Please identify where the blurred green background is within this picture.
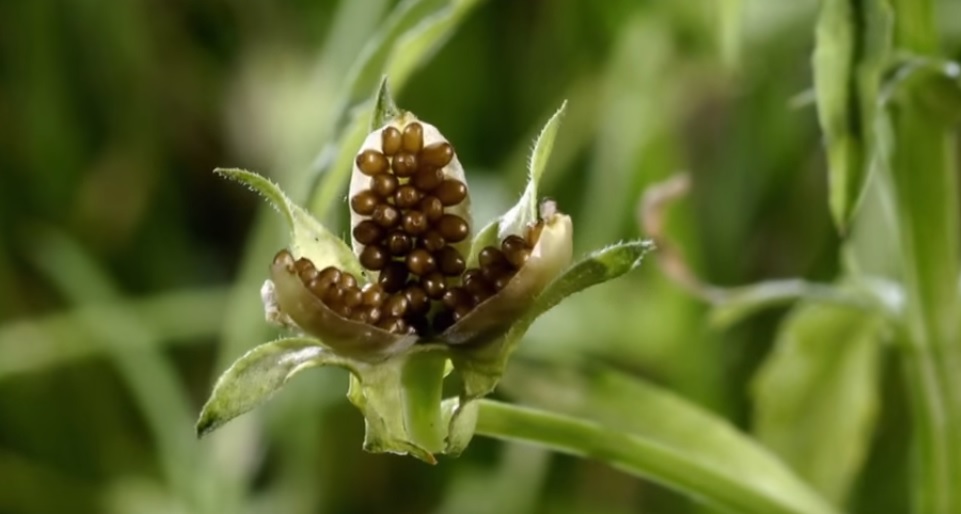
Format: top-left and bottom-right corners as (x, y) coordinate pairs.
(1, 1), (960, 513)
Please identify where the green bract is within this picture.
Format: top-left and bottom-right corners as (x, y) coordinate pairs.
(196, 80), (652, 462)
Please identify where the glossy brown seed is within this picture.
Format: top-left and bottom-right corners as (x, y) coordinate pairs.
(353, 220), (383, 245)
(479, 246), (509, 269)
(402, 122), (424, 153)
(383, 294), (410, 318)
(357, 149), (389, 176)
(273, 249), (295, 268)
(371, 173), (398, 198)
(452, 303), (472, 322)
(298, 266), (319, 283)
(437, 214), (469, 242)
(307, 278), (330, 297)
(349, 309), (369, 323)
(333, 303), (353, 319)
(437, 246), (466, 276)
(367, 306), (383, 324)
(385, 231), (411, 255)
(421, 229), (446, 252)
(381, 126), (402, 156)
(442, 287), (472, 310)
(395, 185), (421, 208)
(401, 210), (429, 235)
(413, 166), (444, 191)
(525, 221), (543, 246)
(421, 271), (447, 299)
(404, 286), (430, 315)
(378, 261), (409, 293)
(481, 264), (505, 284)
(350, 190), (379, 215)
(360, 245), (388, 270)
(294, 257), (315, 274)
(472, 289), (494, 305)
(342, 286), (363, 308)
(371, 204), (400, 228)
(322, 285), (344, 306)
(433, 310), (455, 332)
(419, 141), (454, 167)
(362, 283), (386, 307)
(419, 196), (444, 223)
(406, 248), (436, 276)
(464, 272), (494, 300)
(318, 267), (342, 287)
(492, 271), (515, 292)
(338, 273), (357, 290)
(392, 152), (418, 177)
(378, 316), (409, 335)
(502, 235), (531, 268)
(435, 179), (467, 206)
(408, 315), (431, 336)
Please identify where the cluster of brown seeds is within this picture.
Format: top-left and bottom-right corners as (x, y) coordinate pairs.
(276, 121), (544, 336)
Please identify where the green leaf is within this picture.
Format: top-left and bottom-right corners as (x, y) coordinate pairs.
(476, 396), (838, 514)
(708, 279), (874, 328)
(452, 240), (654, 399)
(443, 398), (480, 456)
(370, 76), (400, 130)
(215, 168), (362, 277)
(197, 337), (353, 437)
(496, 101), (567, 241)
(753, 303), (884, 504)
(813, 0), (892, 230)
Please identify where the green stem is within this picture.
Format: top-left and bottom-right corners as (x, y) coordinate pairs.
(474, 400), (836, 514)
(401, 349), (447, 453)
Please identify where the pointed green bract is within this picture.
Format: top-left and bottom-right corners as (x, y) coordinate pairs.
(753, 303), (883, 504)
(196, 337), (354, 437)
(215, 168), (363, 277)
(370, 76), (400, 130)
(452, 240), (653, 399)
(497, 101), (567, 240)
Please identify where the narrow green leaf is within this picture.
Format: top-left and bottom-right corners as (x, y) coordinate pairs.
(443, 397), (479, 456)
(708, 279), (874, 328)
(370, 76), (400, 130)
(452, 240), (654, 398)
(476, 398), (838, 514)
(497, 101), (567, 240)
(215, 168), (362, 277)
(753, 303), (884, 504)
(197, 338), (353, 437)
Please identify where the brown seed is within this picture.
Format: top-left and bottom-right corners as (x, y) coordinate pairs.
(404, 286), (430, 316)
(360, 245), (388, 270)
(318, 267), (342, 287)
(402, 210), (429, 235)
(379, 261), (408, 293)
(408, 315), (431, 336)
(413, 166), (444, 191)
(502, 235), (531, 268)
(385, 231), (411, 255)
(371, 204), (400, 228)
(338, 273), (357, 290)
(381, 126), (402, 156)
(402, 122), (424, 153)
(421, 271), (447, 299)
(371, 173), (398, 198)
(525, 221), (543, 246)
(395, 185), (421, 208)
(492, 271), (515, 292)
(435, 179), (467, 206)
(333, 302), (353, 319)
(350, 190), (379, 215)
(378, 316), (409, 335)
(298, 266), (319, 283)
(273, 249), (294, 268)
(422, 230), (446, 252)
(406, 248), (436, 276)
(357, 149), (388, 176)
(433, 310), (455, 332)
(349, 309), (369, 323)
(437, 214), (469, 242)
(452, 304), (472, 321)
(307, 278), (330, 297)
(472, 289), (494, 305)
(420, 141), (454, 168)
(383, 294), (410, 318)
(479, 246), (509, 269)
(392, 152), (418, 177)
(294, 257), (315, 275)
(343, 286), (363, 308)
(437, 246), (466, 276)
(322, 285), (344, 307)
(442, 287), (473, 310)
(353, 220), (383, 245)
(419, 196), (444, 223)
(464, 270), (494, 302)
(367, 306), (383, 324)
(362, 283), (386, 307)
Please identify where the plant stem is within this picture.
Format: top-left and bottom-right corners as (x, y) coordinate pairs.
(474, 400), (837, 514)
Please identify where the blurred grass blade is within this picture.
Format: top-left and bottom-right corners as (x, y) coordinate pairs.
(753, 303), (884, 504)
(813, 0), (891, 230)
(215, 168), (362, 276)
(708, 279), (874, 328)
(198, 338), (354, 437)
(476, 398), (838, 514)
